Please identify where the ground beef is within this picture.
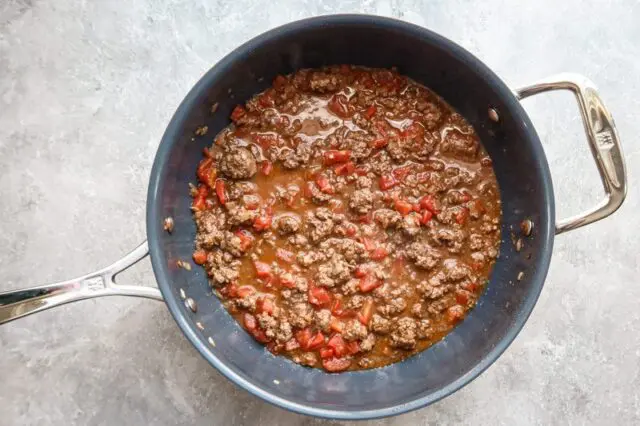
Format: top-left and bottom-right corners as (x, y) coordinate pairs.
(204, 250), (240, 286)
(293, 352), (317, 367)
(371, 314), (391, 335)
(305, 208), (336, 242)
(275, 213), (302, 235)
(417, 319), (433, 339)
(400, 213), (421, 238)
(296, 250), (325, 267)
(405, 241), (441, 270)
(314, 309), (331, 332)
(349, 188), (374, 214)
(390, 317), (417, 349)
(219, 146), (257, 179)
(440, 129), (478, 161)
(318, 238), (367, 263)
(343, 319), (368, 342)
(374, 208), (402, 229)
(225, 202), (258, 227)
(287, 302), (314, 329)
(316, 255), (352, 288)
(346, 295), (365, 310)
(195, 208), (227, 249)
(275, 320), (293, 343)
(309, 71), (342, 93)
(360, 334), (376, 352)
(431, 228), (466, 254)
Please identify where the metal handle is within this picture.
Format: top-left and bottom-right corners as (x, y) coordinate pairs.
(0, 241), (163, 324)
(515, 73), (627, 234)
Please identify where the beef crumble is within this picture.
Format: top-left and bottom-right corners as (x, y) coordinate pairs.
(190, 66), (501, 372)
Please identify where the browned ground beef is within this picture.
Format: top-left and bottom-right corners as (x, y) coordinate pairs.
(190, 66), (501, 372)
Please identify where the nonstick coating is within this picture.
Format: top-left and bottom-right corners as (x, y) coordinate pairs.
(146, 15), (555, 420)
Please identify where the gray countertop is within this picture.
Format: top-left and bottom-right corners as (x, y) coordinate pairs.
(1, 0), (638, 425)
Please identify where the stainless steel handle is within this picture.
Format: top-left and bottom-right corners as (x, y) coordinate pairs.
(515, 73), (627, 234)
(0, 241), (163, 324)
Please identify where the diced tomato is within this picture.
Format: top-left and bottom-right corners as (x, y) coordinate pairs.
(328, 94), (351, 118)
(392, 166), (412, 182)
(279, 273), (296, 288)
(372, 138), (388, 149)
(354, 265), (368, 278)
(346, 341), (360, 355)
(235, 230), (254, 251)
(273, 74), (287, 90)
(358, 299), (375, 325)
(358, 212), (373, 224)
(359, 274), (382, 293)
(354, 166), (368, 176)
(331, 299), (345, 317)
(254, 133), (277, 149)
(455, 290), (471, 305)
(320, 347), (335, 359)
(420, 210), (434, 225)
(392, 256), (405, 275)
(400, 122), (425, 140)
(455, 208), (469, 225)
(339, 64), (351, 74)
(197, 157), (216, 187)
(394, 198), (414, 216)
(447, 305), (465, 324)
(295, 328), (312, 348)
(471, 261), (484, 271)
(364, 105), (377, 119)
(275, 248), (295, 263)
(330, 317), (344, 333)
(230, 105), (246, 122)
(243, 313), (257, 331)
(309, 286), (332, 306)
(256, 296), (275, 314)
(323, 150), (351, 165)
(285, 338), (300, 352)
(257, 90), (275, 108)
(461, 192), (472, 202)
(192, 185), (208, 211)
(334, 161), (355, 176)
(419, 195), (439, 213)
(315, 174), (335, 194)
(462, 281), (479, 292)
(362, 237), (376, 251)
(253, 208), (272, 231)
(215, 179), (226, 205)
(307, 331), (325, 350)
(254, 261), (272, 279)
(322, 357), (351, 372)
(327, 334), (347, 357)
(379, 174), (398, 190)
(261, 160), (273, 176)
(370, 246), (389, 260)
(220, 283), (238, 298)
(237, 285), (256, 298)
(192, 250), (207, 265)
(345, 223), (357, 237)
(252, 328), (271, 343)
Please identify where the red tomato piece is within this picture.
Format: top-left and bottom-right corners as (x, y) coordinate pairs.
(236, 285), (256, 298)
(197, 157), (216, 186)
(362, 237), (376, 251)
(234, 230), (254, 251)
(253, 261), (272, 279)
(254, 133), (277, 149)
(322, 357), (351, 372)
(215, 179), (226, 205)
(354, 166), (368, 176)
(455, 290), (471, 305)
(192, 196), (206, 211)
(420, 210), (434, 225)
(346, 341), (360, 355)
(273, 75), (287, 90)
(327, 334), (348, 357)
(392, 166), (412, 182)
(295, 328), (311, 348)
(192, 250), (207, 265)
(354, 265), (368, 278)
(309, 286), (332, 306)
(379, 174), (398, 190)
(243, 313), (257, 331)
(261, 160), (273, 176)
(364, 105), (377, 119)
(370, 246), (389, 260)
(419, 195), (439, 213)
(256, 296), (275, 315)
(372, 138), (388, 149)
(220, 283), (238, 299)
(345, 223), (357, 237)
(252, 329), (271, 343)
(330, 317), (344, 333)
(323, 150), (351, 165)
(328, 94), (351, 118)
(257, 91), (274, 108)
(230, 105), (246, 122)
(455, 208), (469, 225)
(334, 161), (355, 176)
(253, 209), (272, 231)
(394, 198), (414, 216)
(359, 274), (382, 293)
(401, 122), (425, 140)
(358, 212), (373, 224)
(320, 347), (335, 359)
(462, 281), (480, 292)
(358, 299), (375, 325)
(307, 331), (326, 350)
(331, 299), (345, 317)
(315, 174), (335, 194)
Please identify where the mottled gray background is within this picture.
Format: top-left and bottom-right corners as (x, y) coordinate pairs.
(1, 0), (638, 425)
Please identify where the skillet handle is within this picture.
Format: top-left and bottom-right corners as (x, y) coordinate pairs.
(0, 241), (163, 325)
(514, 73), (627, 234)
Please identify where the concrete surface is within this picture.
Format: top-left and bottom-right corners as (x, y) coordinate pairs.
(1, 0), (639, 424)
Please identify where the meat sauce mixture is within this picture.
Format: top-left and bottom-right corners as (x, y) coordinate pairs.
(190, 66), (501, 372)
